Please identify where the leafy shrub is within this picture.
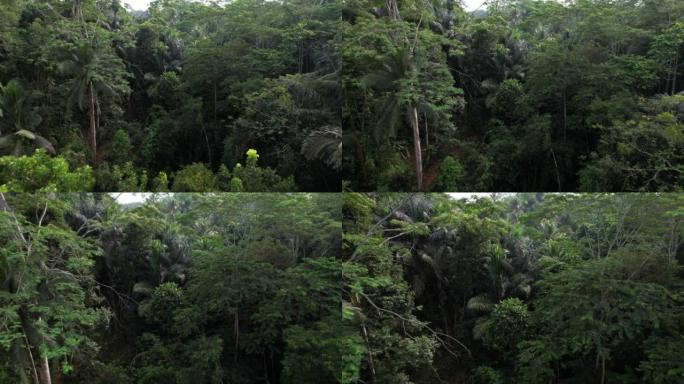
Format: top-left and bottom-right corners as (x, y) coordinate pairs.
(370, 143), (414, 191)
(434, 155), (464, 191)
(95, 161), (148, 191)
(139, 283), (183, 327)
(171, 163), (218, 192)
(230, 149), (296, 191)
(482, 298), (531, 358)
(579, 94), (684, 192)
(473, 366), (505, 384)
(494, 78), (528, 120)
(108, 129), (133, 166)
(152, 171), (170, 191)
(0, 149), (94, 191)
(282, 316), (364, 384)
(640, 337), (684, 384)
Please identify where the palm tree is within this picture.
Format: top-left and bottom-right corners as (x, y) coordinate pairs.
(468, 240), (536, 339)
(404, 241), (456, 331)
(59, 39), (129, 165)
(0, 80), (55, 156)
(362, 49), (425, 190)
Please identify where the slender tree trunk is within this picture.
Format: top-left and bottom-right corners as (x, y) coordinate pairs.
(23, 334), (40, 384)
(550, 147), (562, 191)
(441, 307), (449, 335)
(298, 42), (304, 73)
(361, 322), (376, 384)
(409, 106), (423, 191)
(19, 311), (43, 384)
(88, 82), (97, 165)
(672, 53), (678, 95)
(667, 218), (680, 263)
(234, 310), (239, 363)
(234, 238), (239, 364)
(562, 90), (567, 143)
(424, 113), (429, 162)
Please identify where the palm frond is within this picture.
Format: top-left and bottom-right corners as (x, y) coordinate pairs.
(132, 281), (153, 295)
(472, 317), (491, 340)
(301, 125), (342, 169)
(467, 293), (495, 313)
(374, 95), (401, 141)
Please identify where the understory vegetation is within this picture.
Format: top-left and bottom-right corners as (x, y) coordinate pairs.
(0, 193), (347, 383)
(343, 193), (684, 383)
(342, 0), (684, 191)
(0, 0), (341, 192)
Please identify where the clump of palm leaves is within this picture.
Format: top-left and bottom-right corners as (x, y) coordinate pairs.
(0, 80), (55, 156)
(469, 240), (537, 340)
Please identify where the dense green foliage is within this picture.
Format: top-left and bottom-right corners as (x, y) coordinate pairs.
(0, 0), (341, 191)
(343, 192), (684, 382)
(0, 149), (94, 191)
(0, 193), (346, 383)
(343, 0), (684, 191)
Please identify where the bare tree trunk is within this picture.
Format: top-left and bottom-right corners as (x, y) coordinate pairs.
(38, 353), (52, 384)
(200, 120), (212, 165)
(72, 0), (81, 21)
(409, 106), (423, 191)
(424, 113), (429, 162)
(386, 0), (400, 20)
(88, 82), (97, 165)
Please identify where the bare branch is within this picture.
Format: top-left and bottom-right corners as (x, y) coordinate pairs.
(358, 291), (472, 357)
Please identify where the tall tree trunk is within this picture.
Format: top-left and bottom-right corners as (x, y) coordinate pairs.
(23, 334), (40, 384)
(550, 147), (562, 191)
(38, 353), (52, 384)
(672, 53), (678, 95)
(361, 322), (376, 384)
(88, 82), (97, 165)
(386, 0), (400, 20)
(19, 311), (42, 384)
(424, 113), (429, 162)
(234, 244), (239, 363)
(213, 83), (217, 127)
(562, 90), (567, 143)
(200, 120), (212, 165)
(409, 106), (423, 191)
(298, 42), (304, 73)
(234, 310), (239, 363)
(72, 0), (81, 21)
